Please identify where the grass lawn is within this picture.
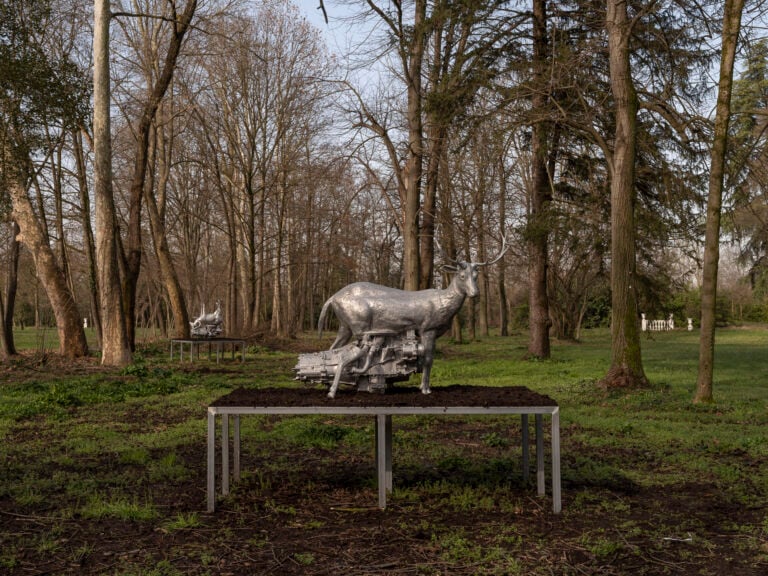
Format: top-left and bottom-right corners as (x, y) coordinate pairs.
(1, 327), (767, 575)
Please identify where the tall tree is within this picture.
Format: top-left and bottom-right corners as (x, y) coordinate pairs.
(1, 0), (89, 358)
(526, 0), (552, 358)
(115, 0), (197, 348)
(695, 0), (746, 403)
(94, 0), (132, 365)
(601, 0), (648, 388)
(73, 129), (102, 347)
(144, 106), (190, 340)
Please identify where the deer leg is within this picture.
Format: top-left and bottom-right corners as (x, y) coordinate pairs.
(328, 345), (366, 399)
(330, 325), (353, 350)
(328, 363), (345, 399)
(420, 332), (437, 394)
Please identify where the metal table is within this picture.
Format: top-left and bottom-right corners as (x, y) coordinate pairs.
(170, 338), (246, 363)
(206, 390), (561, 514)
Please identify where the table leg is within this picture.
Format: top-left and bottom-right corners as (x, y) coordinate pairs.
(536, 414), (545, 496)
(376, 414), (392, 508)
(234, 415), (241, 482)
(521, 414), (529, 482)
(384, 415), (392, 491)
(207, 410), (216, 512)
(551, 408), (561, 513)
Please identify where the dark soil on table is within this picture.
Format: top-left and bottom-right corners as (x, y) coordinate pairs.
(212, 384), (558, 408)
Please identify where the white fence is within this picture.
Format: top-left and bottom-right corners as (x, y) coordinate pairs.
(641, 314), (694, 332)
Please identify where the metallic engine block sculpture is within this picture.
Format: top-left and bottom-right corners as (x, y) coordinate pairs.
(299, 238), (508, 398)
(190, 299), (223, 338)
(294, 329), (423, 393)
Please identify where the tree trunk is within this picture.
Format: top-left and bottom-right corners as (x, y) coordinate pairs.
(145, 119), (190, 339)
(600, 0), (648, 388)
(695, 0), (745, 403)
(94, 0), (131, 366)
(497, 155), (509, 337)
(10, 178), (88, 358)
(0, 220), (21, 358)
(73, 129), (102, 348)
(121, 0), (197, 349)
(527, 0), (552, 358)
(420, 125), (444, 289)
(53, 144), (73, 296)
(402, 0), (427, 291)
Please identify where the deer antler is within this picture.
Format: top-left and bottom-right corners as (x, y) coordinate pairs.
(434, 236), (459, 266)
(477, 234), (509, 267)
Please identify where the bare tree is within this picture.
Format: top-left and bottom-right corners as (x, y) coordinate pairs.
(113, 0), (197, 347)
(695, 0), (746, 403)
(94, 0), (131, 365)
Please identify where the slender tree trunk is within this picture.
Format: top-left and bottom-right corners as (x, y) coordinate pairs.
(601, 0), (648, 388)
(121, 0), (197, 349)
(145, 119), (190, 339)
(527, 0), (552, 358)
(0, 220), (21, 358)
(10, 178), (88, 358)
(257, 185), (267, 327)
(53, 144), (72, 295)
(402, 0), (427, 291)
(695, 0), (745, 403)
(421, 126), (445, 289)
(73, 130), (102, 347)
(497, 155), (509, 336)
(0, 292), (8, 359)
(94, 0), (131, 366)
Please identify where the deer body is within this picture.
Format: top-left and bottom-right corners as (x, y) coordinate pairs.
(318, 262), (480, 396)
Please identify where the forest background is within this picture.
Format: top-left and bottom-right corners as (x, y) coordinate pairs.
(1, 0), (767, 391)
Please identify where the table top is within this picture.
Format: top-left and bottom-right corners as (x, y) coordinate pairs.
(171, 338), (246, 343)
(209, 385), (558, 414)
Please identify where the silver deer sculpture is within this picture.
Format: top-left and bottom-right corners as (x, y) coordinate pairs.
(318, 238), (508, 397)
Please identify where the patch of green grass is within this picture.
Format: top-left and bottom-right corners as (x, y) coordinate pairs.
(292, 551), (315, 565)
(269, 417), (355, 449)
(162, 512), (202, 532)
(80, 494), (158, 521)
(0, 549), (19, 570)
(119, 447), (152, 465)
(431, 528), (513, 573)
(580, 530), (624, 559)
(148, 452), (189, 483)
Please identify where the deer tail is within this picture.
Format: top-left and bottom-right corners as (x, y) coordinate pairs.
(317, 297), (333, 338)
